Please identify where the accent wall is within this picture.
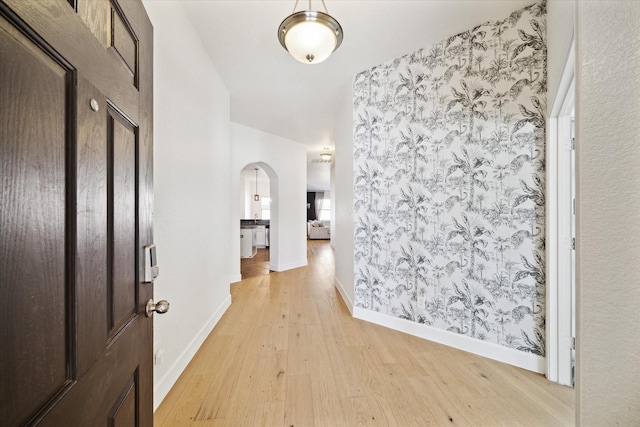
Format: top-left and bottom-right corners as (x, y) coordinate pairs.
(352, 2), (547, 367)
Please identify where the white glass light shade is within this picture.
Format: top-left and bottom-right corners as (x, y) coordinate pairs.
(278, 11), (343, 64)
(285, 20), (336, 64)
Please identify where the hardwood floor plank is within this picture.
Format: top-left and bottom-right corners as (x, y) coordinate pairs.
(482, 361), (574, 426)
(254, 348), (287, 404)
(284, 374), (316, 427)
(158, 373), (215, 426)
(408, 375), (473, 426)
(240, 401), (285, 427)
(286, 313), (311, 376)
(416, 353), (506, 426)
(155, 240), (574, 426)
(347, 395), (395, 426)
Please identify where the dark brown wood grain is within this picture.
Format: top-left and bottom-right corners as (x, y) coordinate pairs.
(77, 0), (109, 47)
(5, 0), (140, 123)
(0, 12), (71, 426)
(109, 109), (137, 335)
(1, 0), (154, 424)
(110, 376), (137, 427)
(76, 76), (108, 377)
(110, 1), (138, 85)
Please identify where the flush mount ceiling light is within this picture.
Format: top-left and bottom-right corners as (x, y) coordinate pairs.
(278, 0), (343, 65)
(320, 147), (332, 161)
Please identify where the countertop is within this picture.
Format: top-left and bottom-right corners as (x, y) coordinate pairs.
(240, 219), (270, 228)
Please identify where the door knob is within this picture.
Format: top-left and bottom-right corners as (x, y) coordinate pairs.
(146, 299), (170, 317)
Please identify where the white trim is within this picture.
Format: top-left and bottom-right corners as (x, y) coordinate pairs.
(556, 94), (575, 387)
(153, 294), (232, 410)
(550, 44), (576, 117)
(354, 307), (545, 373)
(229, 274), (242, 284)
(334, 278), (354, 315)
(546, 38), (575, 386)
(269, 258), (307, 272)
(545, 117), (558, 382)
(546, 115), (559, 382)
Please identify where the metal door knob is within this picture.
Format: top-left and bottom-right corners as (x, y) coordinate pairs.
(146, 299), (170, 317)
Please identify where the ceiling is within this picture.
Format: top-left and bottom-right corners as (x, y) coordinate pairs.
(180, 0), (532, 189)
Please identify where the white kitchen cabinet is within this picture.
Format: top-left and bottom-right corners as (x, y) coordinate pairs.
(255, 225), (266, 248)
(240, 227), (257, 258)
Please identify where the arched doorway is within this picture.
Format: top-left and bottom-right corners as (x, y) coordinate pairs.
(238, 163), (277, 279)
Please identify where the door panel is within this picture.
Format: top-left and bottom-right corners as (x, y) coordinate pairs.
(0, 12), (74, 426)
(37, 320), (142, 425)
(109, 374), (138, 427)
(109, 107), (138, 335)
(109, 1), (138, 86)
(0, 0), (154, 424)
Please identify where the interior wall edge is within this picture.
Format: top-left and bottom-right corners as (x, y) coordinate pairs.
(334, 278), (355, 315)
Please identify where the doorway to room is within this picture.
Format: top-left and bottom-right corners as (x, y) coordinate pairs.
(240, 163), (272, 279)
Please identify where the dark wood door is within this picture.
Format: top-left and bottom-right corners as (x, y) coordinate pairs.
(0, 0), (154, 425)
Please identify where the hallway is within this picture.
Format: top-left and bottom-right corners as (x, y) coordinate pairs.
(155, 240), (574, 426)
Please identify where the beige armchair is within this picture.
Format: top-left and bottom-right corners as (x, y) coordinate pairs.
(307, 220), (330, 239)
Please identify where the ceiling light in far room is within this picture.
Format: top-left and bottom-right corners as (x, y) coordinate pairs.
(320, 147), (332, 161)
(278, 0), (343, 65)
(253, 168), (260, 202)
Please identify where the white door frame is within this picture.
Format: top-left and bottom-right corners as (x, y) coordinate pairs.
(546, 40), (575, 386)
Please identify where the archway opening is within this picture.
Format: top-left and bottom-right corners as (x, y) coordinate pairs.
(239, 163), (277, 279)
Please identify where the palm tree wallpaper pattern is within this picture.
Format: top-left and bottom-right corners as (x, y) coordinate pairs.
(353, 2), (546, 356)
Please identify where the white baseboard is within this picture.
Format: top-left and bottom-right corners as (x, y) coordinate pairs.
(270, 258), (307, 272)
(229, 273), (242, 284)
(153, 293), (232, 410)
(353, 307), (545, 374)
(334, 278), (353, 315)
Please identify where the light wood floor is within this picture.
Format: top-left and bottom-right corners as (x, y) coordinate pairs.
(241, 247), (271, 279)
(155, 240), (574, 426)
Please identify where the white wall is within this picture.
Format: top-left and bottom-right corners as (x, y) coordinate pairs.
(575, 1), (640, 424)
(230, 123), (307, 277)
(240, 167), (270, 219)
(333, 86), (355, 311)
(547, 0), (575, 108)
(329, 161), (336, 246)
(143, 1), (232, 410)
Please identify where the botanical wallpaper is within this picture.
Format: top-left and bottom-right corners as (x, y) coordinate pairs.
(353, 2), (547, 356)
